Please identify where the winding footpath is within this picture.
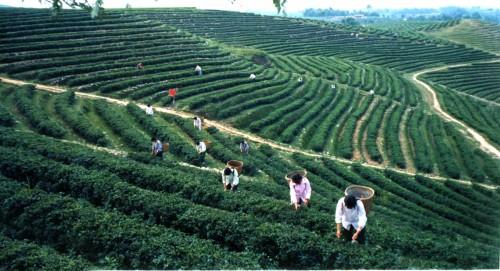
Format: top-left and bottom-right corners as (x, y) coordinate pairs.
(0, 75), (498, 190)
(410, 59), (500, 159)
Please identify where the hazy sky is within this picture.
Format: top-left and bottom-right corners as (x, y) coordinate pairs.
(4, 0), (500, 12)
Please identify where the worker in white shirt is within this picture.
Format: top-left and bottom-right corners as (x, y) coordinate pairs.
(222, 166), (239, 192)
(335, 194), (367, 244)
(195, 65), (203, 76)
(145, 104), (154, 116)
(196, 141), (207, 164)
(239, 140), (249, 155)
(193, 116), (202, 131)
(151, 136), (163, 159)
(249, 73), (256, 80)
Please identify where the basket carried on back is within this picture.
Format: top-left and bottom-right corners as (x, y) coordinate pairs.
(162, 142), (169, 153)
(285, 170), (307, 182)
(203, 140), (212, 150)
(345, 185), (375, 215)
(227, 160), (244, 174)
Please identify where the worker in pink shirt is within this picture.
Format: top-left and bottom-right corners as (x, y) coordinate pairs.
(289, 174), (311, 210)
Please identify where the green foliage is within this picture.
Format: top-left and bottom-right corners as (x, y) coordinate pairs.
(0, 180), (262, 269)
(13, 85), (66, 138)
(428, 115), (461, 179)
(0, 127), (499, 268)
(407, 110), (434, 173)
(0, 7), (499, 268)
(341, 17), (360, 26)
(0, 234), (91, 271)
(126, 103), (200, 165)
(432, 83), (500, 147)
(309, 89), (355, 152)
(54, 92), (109, 146)
(384, 105), (406, 168)
(336, 95), (373, 159)
(424, 62), (500, 102)
(364, 100), (391, 163)
(0, 103), (15, 127)
(93, 100), (148, 151)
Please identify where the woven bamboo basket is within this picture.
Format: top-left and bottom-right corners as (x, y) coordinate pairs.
(227, 160), (244, 174)
(285, 170), (307, 182)
(345, 185), (375, 215)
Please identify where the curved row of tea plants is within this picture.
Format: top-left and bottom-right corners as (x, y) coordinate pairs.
(427, 19), (500, 55)
(423, 62), (500, 102)
(0, 178), (263, 270)
(269, 55), (421, 106)
(0, 126), (498, 269)
(149, 9), (495, 72)
(431, 83), (500, 147)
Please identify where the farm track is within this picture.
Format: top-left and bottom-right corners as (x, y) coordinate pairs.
(399, 108), (416, 173)
(1, 75), (498, 190)
(352, 97), (378, 161)
(411, 58), (500, 158)
(377, 103), (395, 167)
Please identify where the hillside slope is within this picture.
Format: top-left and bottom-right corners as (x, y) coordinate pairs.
(0, 8), (499, 269)
(428, 19), (500, 55)
(0, 83), (499, 269)
(1, 8), (498, 181)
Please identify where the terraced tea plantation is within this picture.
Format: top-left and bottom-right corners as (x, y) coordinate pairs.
(0, 7), (499, 270)
(1, 83), (499, 269)
(151, 9), (494, 71)
(427, 19), (500, 55)
(1, 8), (498, 180)
(424, 62), (500, 102)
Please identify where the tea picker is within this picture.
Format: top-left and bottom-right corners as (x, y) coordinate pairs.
(145, 104), (154, 116)
(285, 170), (312, 210)
(222, 160), (243, 192)
(240, 140), (249, 155)
(335, 185), (374, 244)
(193, 116), (202, 131)
(195, 65), (203, 76)
(151, 136), (163, 159)
(196, 140), (207, 164)
(169, 88), (177, 106)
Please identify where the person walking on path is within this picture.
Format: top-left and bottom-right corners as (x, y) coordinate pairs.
(196, 140), (207, 164)
(145, 104), (154, 116)
(335, 194), (367, 244)
(222, 166), (239, 191)
(289, 174), (311, 210)
(193, 116), (202, 131)
(240, 140), (249, 155)
(151, 136), (163, 159)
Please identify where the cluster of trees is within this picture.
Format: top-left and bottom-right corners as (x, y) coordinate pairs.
(303, 8), (380, 18)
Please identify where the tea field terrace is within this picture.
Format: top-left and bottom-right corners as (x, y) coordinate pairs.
(0, 83), (499, 269)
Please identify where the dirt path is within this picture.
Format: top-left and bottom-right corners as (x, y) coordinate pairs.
(411, 59), (500, 158)
(353, 98), (378, 162)
(377, 103), (395, 167)
(399, 108), (416, 173)
(1, 76), (498, 190)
